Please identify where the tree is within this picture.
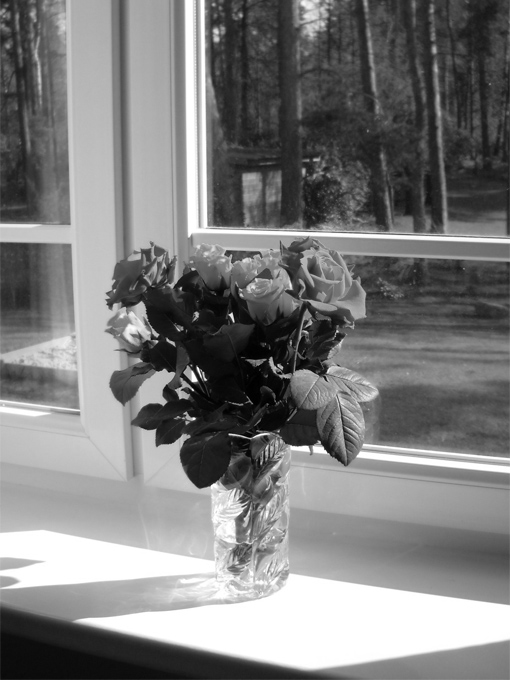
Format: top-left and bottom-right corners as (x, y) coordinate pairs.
(402, 0), (427, 234)
(222, 0), (238, 142)
(355, 0), (393, 231)
(1, 0), (69, 223)
(493, 7), (509, 159)
(421, 0), (448, 233)
(278, 0), (302, 227)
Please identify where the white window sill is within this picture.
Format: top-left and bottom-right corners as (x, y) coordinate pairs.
(1, 464), (508, 679)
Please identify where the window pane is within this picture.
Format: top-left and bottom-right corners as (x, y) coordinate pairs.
(341, 257), (509, 457)
(205, 0), (509, 236)
(0, 243), (78, 410)
(0, 0), (70, 224)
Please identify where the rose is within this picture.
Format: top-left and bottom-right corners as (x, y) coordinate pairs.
(296, 247), (366, 323)
(230, 257), (261, 290)
(189, 244), (232, 291)
(106, 309), (153, 353)
(231, 250), (283, 290)
(107, 243), (176, 308)
(239, 272), (298, 325)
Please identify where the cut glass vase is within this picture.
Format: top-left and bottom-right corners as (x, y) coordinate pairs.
(211, 441), (291, 600)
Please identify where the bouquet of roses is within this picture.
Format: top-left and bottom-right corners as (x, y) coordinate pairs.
(106, 236), (377, 488)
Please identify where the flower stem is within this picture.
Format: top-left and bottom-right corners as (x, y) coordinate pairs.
(190, 363), (210, 397)
(181, 370), (214, 403)
(291, 303), (308, 374)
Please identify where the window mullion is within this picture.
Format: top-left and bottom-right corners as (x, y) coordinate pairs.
(0, 225), (72, 244)
(190, 228), (510, 262)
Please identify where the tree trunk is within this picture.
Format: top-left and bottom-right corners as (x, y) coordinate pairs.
(478, 51), (492, 170)
(445, 0), (462, 129)
(239, 0), (250, 145)
(355, 0), (393, 231)
(402, 0), (427, 234)
(223, 0), (238, 143)
(9, 0), (35, 216)
(278, 0), (302, 228)
(493, 10), (509, 158)
(421, 0), (448, 233)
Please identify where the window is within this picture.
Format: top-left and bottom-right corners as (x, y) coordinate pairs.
(0, 0), (132, 479)
(149, 2), (509, 532)
(196, 0), (509, 461)
(1, 1), (506, 536)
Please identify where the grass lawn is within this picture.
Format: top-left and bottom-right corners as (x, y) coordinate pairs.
(340, 261), (509, 457)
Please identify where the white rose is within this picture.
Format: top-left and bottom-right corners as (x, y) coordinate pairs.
(189, 244), (232, 291)
(106, 309), (152, 353)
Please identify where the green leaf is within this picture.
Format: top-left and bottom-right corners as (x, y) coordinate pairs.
(183, 413), (239, 437)
(209, 376), (251, 405)
(289, 369), (338, 410)
(155, 418), (186, 446)
(307, 323), (346, 361)
(258, 400), (290, 432)
(316, 391), (365, 466)
(326, 366), (379, 402)
(280, 422), (319, 446)
(203, 323), (254, 363)
(131, 403), (165, 429)
(144, 306), (182, 341)
(185, 338), (236, 378)
(280, 408), (319, 446)
(163, 384), (179, 402)
(132, 400), (190, 430)
(167, 344), (189, 389)
(109, 363), (155, 405)
(180, 431), (232, 488)
(263, 306), (302, 342)
(144, 287), (195, 330)
(146, 341), (177, 372)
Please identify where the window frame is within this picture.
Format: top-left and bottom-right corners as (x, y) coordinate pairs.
(0, 0), (132, 480)
(0, 0), (506, 537)
(129, 0), (510, 535)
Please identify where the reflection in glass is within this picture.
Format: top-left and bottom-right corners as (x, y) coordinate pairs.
(0, 243), (78, 410)
(340, 257), (509, 457)
(206, 0), (509, 236)
(0, 0), (70, 224)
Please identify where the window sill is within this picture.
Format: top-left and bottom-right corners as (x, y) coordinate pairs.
(1, 464), (508, 679)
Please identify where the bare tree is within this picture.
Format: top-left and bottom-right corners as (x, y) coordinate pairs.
(355, 0), (393, 231)
(421, 0), (447, 233)
(278, 0), (302, 227)
(223, 0), (238, 142)
(493, 7), (509, 158)
(402, 0), (427, 234)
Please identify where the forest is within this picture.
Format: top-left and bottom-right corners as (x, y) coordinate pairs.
(207, 0), (509, 235)
(1, 0), (68, 225)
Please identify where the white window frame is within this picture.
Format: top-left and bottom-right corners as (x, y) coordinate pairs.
(129, 0), (508, 536)
(1, 0), (506, 537)
(0, 0), (132, 480)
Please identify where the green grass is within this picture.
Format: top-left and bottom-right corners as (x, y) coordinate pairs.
(340, 269), (509, 457)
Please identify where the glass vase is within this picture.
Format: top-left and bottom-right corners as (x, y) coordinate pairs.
(211, 442), (291, 599)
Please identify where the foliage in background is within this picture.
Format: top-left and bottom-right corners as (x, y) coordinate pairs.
(208, 0), (509, 230)
(0, 0), (69, 224)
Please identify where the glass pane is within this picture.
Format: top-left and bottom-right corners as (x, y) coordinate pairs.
(340, 257), (509, 457)
(205, 0), (509, 236)
(0, 243), (78, 410)
(0, 0), (70, 224)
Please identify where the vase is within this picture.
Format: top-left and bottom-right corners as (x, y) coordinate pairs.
(211, 441), (291, 599)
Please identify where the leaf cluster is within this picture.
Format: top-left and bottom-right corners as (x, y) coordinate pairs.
(107, 243), (377, 488)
